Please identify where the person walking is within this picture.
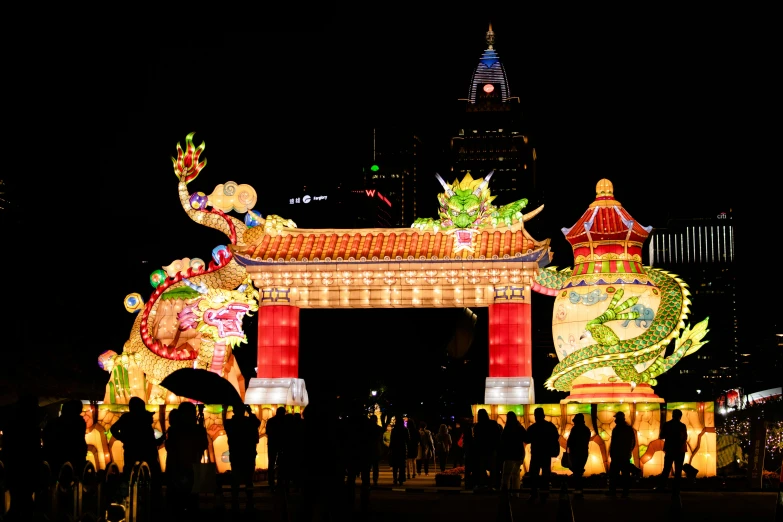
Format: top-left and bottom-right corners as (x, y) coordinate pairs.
(382, 422), (392, 465)
(434, 423), (453, 473)
(607, 411), (636, 498)
(264, 406), (287, 492)
(389, 417), (409, 485)
(2, 394), (42, 521)
(225, 402), (261, 513)
(111, 397), (164, 509)
(164, 402), (208, 514)
(525, 407), (560, 504)
(473, 408), (501, 490)
(406, 418), (420, 480)
(42, 399), (87, 482)
(498, 411), (526, 497)
(451, 420), (466, 468)
(417, 421), (435, 477)
(566, 413), (591, 498)
(368, 414), (385, 486)
(658, 408), (688, 494)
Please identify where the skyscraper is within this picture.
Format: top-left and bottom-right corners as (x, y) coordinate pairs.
(363, 127), (425, 226)
(450, 24), (538, 201)
(646, 211), (738, 399)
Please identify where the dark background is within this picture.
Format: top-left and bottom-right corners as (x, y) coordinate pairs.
(1, 17), (776, 419)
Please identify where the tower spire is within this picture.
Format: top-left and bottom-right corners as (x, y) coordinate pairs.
(486, 22), (495, 49)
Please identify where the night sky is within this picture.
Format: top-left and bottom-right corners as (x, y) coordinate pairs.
(2, 19), (775, 411)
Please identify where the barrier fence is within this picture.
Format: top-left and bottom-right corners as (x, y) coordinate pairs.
(0, 459), (152, 522)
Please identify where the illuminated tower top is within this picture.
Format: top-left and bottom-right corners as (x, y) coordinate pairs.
(562, 179), (653, 278)
(468, 23), (511, 103)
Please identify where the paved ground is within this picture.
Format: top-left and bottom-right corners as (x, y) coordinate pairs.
(191, 486), (779, 522)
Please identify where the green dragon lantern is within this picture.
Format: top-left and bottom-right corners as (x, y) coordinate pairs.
(531, 179), (710, 403)
(411, 171), (543, 253)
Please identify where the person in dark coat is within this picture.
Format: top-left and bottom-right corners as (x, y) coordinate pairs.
(462, 420), (476, 489)
(111, 397), (162, 480)
(566, 413), (591, 498)
(264, 406), (287, 492)
(388, 417), (409, 485)
(368, 414), (385, 486)
(406, 419), (420, 479)
(42, 399), (87, 481)
(525, 407), (560, 503)
(224, 402), (261, 512)
(607, 411), (636, 498)
(2, 394), (42, 521)
(472, 408), (501, 489)
(450, 420), (466, 468)
(658, 408), (688, 493)
(164, 402), (208, 514)
(498, 411), (526, 496)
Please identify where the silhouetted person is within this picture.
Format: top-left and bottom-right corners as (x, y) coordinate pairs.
(659, 408), (688, 494)
(224, 402), (261, 512)
(607, 411), (636, 498)
(165, 402), (208, 514)
(462, 420), (476, 489)
(434, 423), (452, 472)
(2, 394), (41, 521)
(111, 396), (162, 478)
(389, 417), (409, 485)
(566, 413), (591, 498)
(301, 398), (342, 521)
(111, 396), (163, 510)
(472, 408), (501, 489)
(498, 411), (526, 497)
(42, 399), (87, 481)
(406, 418), (420, 479)
(417, 421), (435, 477)
(451, 420), (465, 468)
(265, 406), (287, 492)
(368, 414), (385, 486)
(288, 412), (305, 490)
(526, 407), (559, 503)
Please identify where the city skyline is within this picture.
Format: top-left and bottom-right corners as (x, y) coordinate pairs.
(2, 21), (774, 411)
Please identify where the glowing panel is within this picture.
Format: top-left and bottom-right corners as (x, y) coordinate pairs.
(483, 83), (494, 93)
(488, 302), (532, 377)
(257, 305), (299, 378)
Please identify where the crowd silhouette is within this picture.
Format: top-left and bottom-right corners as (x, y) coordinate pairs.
(0, 393), (707, 521)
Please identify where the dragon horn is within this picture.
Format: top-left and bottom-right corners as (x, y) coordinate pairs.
(473, 170), (494, 196)
(435, 173), (455, 196)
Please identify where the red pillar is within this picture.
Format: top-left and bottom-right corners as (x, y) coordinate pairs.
(488, 302), (532, 378)
(257, 305), (299, 379)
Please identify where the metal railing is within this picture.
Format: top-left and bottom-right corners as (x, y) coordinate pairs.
(0, 459), (154, 522)
(128, 462), (151, 522)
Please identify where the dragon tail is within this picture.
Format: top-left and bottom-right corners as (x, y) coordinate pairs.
(647, 317), (710, 380)
(172, 132), (207, 184)
(681, 317), (710, 356)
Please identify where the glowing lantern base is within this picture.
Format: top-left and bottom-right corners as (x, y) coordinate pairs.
(559, 382), (664, 404)
(471, 401), (716, 478)
(244, 377), (309, 406)
(484, 377), (534, 404)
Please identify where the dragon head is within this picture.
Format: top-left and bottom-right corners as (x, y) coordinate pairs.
(435, 172), (496, 229)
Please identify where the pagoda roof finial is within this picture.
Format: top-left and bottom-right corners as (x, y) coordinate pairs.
(486, 22), (495, 49)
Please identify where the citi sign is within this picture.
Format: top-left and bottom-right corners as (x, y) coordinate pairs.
(354, 189), (392, 207)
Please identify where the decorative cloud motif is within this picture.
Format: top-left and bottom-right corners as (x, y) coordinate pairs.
(208, 181), (257, 213)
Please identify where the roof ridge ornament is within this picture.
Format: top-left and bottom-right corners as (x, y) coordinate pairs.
(486, 22), (495, 49)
